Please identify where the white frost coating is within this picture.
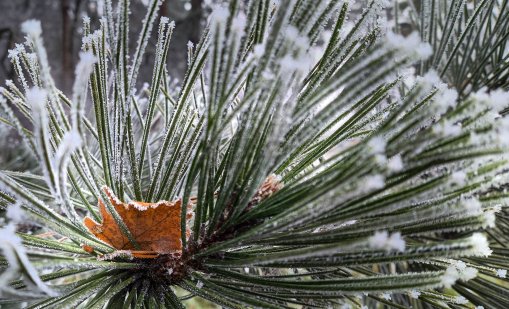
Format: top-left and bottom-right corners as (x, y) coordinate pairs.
(450, 171), (467, 186)
(483, 210), (496, 229)
(455, 296), (468, 305)
(6, 202), (23, 222)
(387, 155), (403, 172)
(253, 44), (265, 58)
(26, 87), (48, 114)
(21, 19), (42, 37)
(469, 233), (492, 257)
(54, 130), (83, 165)
(441, 266), (460, 288)
(454, 260), (466, 270)
(284, 26), (300, 41)
(409, 290), (420, 299)
(386, 32), (432, 60)
(381, 293), (391, 300)
(98, 250), (133, 261)
(78, 51), (97, 67)
(433, 120), (461, 137)
(196, 280), (204, 289)
(475, 306), (485, 309)
(368, 231), (405, 252)
(495, 117), (509, 147)
(386, 232), (405, 252)
(473, 88), (509, 112)
(489, 89), (509, 111)
(451, 260), (478, 282)
(365, 174), (385, 190)
(377, 0), (391, 7)
(280, 54), (300, 73)
(72, 52), (97, 128)
(460, 267), (478, 281)
(374, 154), (387, 165)
(0, 224), (57, 296)
(367, 136), (386, 154)
(496, 269), (507, 278)
(416, 70), (447, 93)
(462, 198), (482, 213)
(232, 13), (247, 31)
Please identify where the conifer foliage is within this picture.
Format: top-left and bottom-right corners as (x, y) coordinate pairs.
(1, 0), (509, 307)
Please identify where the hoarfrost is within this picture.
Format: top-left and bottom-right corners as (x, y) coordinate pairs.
(21, 20), (42, 37)
(441, 266), (460, 288)
(365, 174), (385, 190)
(496, 269), (507, 278)
(387, 155), (403, 172)
(409, 290), (420, 299)
(386, 32), (432, 60)
(450, 171), (467, 186)
(469, 233), (492, 257)
(368, 231), (405, 252)
(455, 296), (468, 305)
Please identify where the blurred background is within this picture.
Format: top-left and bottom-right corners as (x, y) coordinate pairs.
(0, 0), (212, 94)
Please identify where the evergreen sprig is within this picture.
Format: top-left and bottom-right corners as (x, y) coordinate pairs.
(0, 0), (509, 308)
